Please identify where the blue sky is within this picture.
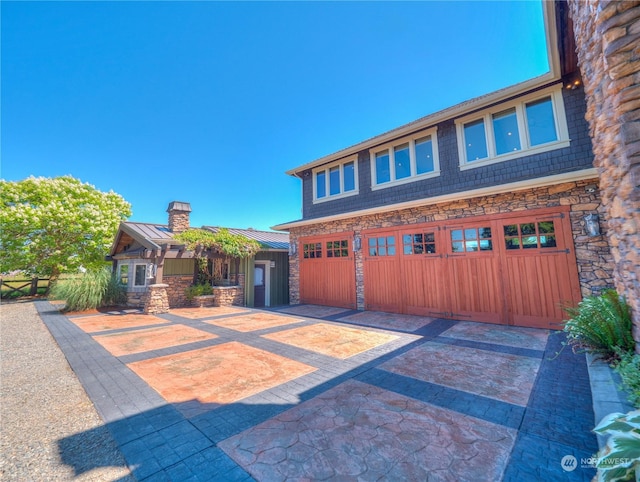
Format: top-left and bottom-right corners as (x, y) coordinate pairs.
(1, 1), (549, 231)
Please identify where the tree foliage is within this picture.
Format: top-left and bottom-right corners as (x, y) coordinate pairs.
(0, 176), (131, 277)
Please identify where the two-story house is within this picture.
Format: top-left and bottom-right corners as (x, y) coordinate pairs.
(274, 1), (614, 330)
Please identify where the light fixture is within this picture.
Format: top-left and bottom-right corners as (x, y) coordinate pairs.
(584, 214), (601, 237)
(353, 236), (361, 252)
(288, 243), (297, 256)
(566, 79), (582, 90)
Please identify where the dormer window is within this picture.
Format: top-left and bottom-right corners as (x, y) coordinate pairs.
(456, 84), (570, 170)
(370, 128), (440, 190)
(313, 156), (358, 203)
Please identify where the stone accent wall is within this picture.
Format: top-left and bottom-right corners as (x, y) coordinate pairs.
(126, 291), (145, 308)
(211, 286), (244, 307)
(164, 275), (193, 308)
(568, 0), (640, 348)
(289, 179), (614, 308)
(143, 284), (170, 315)
(168, 210), (190, 233)
(192, 287), (244, 307)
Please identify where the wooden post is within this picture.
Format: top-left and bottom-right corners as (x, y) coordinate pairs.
(30, 277), (39, 296)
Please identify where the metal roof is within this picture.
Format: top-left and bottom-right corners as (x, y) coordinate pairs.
(166, 201), (192, 212)
(204, 226), (290, 250)
(114, 222), (289, 253)
(122, 222), (174, 243)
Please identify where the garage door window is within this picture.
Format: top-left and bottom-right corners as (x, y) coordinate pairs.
(451, 227), (493, 253)
(327, 240), (349, 257)
(368, 236), (396, 256)
(403, 232), (437, 255)
(303, 243), (323, 258)
(504, 221), (557, 249)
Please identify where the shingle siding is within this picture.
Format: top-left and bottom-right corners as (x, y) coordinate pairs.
(302, 84), (594, 220)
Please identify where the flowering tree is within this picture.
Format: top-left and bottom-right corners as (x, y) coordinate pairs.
(0, 176), (131, 278)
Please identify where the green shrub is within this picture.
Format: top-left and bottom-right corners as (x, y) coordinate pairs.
(563, 289), (634, 362)
(50, 268), (126, 312)
(185, 283), (212, 301)
(616, 352), (640, 409)
(592, 410), (640, 482)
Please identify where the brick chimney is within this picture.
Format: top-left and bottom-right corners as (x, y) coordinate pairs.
(167, 201), (191, 233)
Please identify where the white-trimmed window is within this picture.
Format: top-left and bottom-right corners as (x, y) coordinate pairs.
(313, 156), (358, 202)
(133, 263), (147, 287)
(370, 128), (440, 189)
(455, 84), (570, 170)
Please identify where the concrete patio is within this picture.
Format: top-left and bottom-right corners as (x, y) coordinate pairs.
(36, 300), (601, 481)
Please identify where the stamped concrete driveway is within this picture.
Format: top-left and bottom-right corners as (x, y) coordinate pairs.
(38, 301), (598, 481)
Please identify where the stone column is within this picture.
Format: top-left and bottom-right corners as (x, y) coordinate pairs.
(568, 0), (640, 350)
(143, 284), (170, 315)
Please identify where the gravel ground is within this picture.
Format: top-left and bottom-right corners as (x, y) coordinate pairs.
(1, 300), (135, 481)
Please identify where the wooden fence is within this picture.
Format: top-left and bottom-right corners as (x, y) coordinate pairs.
(0, 277), (50, 298)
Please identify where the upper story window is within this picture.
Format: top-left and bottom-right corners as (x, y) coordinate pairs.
(370, 128), (440, 190)
(313, 156), (358, 203)
(455, 84), (570, 170)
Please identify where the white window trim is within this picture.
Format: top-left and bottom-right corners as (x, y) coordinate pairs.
(312, 155), (359, 203)
(455, 84), (570, 171)
(133, 263), (148, 288)
(369, 127), (440, 191)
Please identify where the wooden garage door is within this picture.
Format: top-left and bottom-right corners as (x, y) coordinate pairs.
(299, 234), (356, 309)
(362, 206), (581, 328)
(443, 222), (505, 324)
(499, 212), (581, 329)
(363, 232), (402, 313)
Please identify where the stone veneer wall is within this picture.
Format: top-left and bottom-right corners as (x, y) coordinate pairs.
(167, 210), (190, 233)
(164, 275), (193, 308)
(126, 291), (145, 308)
(211, 286), (244, 306)
(289, 179), (615, 309)
(568, 1), (640, 348)
(143, 284), (170, 315)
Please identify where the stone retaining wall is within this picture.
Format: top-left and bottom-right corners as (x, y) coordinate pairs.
(164, 275), (193, 308)
(191, 286), (244, 307)
(289, 179), (615, 307)
(568, 0), (640, 348)
(126, 292), (145, 308)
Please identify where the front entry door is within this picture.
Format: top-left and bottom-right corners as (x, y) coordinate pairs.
(254, 265), (266, 307)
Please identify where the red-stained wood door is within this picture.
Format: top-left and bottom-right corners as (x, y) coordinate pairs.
(398, 226), (449, 317)
(363, 231), (402, 312)
(298, 234), (356, 309)
(498, 211), (582, 329)
(442, 222), (505, 324)
(360, 206), (581, 328)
